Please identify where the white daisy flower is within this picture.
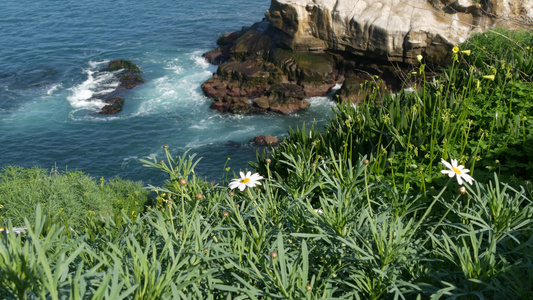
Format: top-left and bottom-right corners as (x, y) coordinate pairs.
(441, 158), (475, 185)
(0, 227), (27, 234)
(229, 171), (264, 191)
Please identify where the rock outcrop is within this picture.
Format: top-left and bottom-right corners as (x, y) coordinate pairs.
(266, 0), (532, 65)
(201, 0), (532, 109)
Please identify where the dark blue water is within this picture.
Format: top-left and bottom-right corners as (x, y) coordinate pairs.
(0, 0), (334, 184)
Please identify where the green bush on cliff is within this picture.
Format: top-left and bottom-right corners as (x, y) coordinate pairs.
(0, 166), (150, 232)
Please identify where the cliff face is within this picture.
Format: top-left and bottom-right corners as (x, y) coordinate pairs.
(265, 0), (533, 64)
(200, 0), (532, 113)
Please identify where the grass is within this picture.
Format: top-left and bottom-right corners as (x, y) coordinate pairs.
(0, 166), (150, 232)
(0, 29), (532, 299)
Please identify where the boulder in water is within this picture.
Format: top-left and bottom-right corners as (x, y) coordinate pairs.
(99, 97), (125, 114)
(96, 60), (144, 114)
(250, 135), (280, 146)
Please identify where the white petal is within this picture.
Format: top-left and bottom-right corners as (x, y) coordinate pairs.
(239, 171), (245, 179)
(238, 184), (246, 191)
(229, 181), (240, 189)
(246, 181), (256, 187)
(441, 170), (455, 177)
(462, 174), (474, 185)
(451, 159), (458, 168)
(250, 173), (263, 181)
(246, 171), (252, 178)
(441, 159), (453, 170)
(456, 175), (463, 185)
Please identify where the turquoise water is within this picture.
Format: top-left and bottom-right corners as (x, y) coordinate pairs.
(0, 0), (334, 184)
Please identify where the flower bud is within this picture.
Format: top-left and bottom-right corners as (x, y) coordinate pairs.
(363, 159), (370, 165)
(266, 158), (271, 164)
(222, 211), (229, 218)
(195, 193), (204, 200)
(163, 145), (169, 149)
(459, 186), (467, 194)
(270, 251), (278, 259)
(179, 178), (187, 186)
(306, 285), (312, 291)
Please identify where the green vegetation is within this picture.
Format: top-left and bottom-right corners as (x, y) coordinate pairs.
(0, 166), (150, 232)
(1, 29), (532, 299)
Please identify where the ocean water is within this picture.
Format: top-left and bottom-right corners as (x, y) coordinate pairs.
(0, 0), (334, 184)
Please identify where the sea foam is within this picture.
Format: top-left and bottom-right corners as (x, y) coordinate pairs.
(67, 65), (119, 110)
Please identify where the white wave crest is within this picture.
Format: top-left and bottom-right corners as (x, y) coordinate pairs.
(88, 60), (110, 69)
(67, 67), (119, 110)
(46, 83), (62, 96)
(192, 52), (210, 69)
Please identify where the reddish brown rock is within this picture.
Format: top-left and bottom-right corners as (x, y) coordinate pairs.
(250, 135), (280, 146)
(210, 96), (266, 114)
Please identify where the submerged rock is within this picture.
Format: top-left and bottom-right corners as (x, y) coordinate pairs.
(106, 59), (142, 73)
(119, 75), (145, 90)
(95, 60), (144, 114)
(99, 97), (125, 114)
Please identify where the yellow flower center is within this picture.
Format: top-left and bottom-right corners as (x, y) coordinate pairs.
(452, 167), (462, 175)
(240, 178), (250, 184)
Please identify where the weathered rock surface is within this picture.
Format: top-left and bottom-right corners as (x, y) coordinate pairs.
(266, 0), (532, 65)
(201, 0), (532, 110)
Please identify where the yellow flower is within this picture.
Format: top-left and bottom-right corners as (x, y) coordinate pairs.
(417, 54), (423, 62)
(527, 46), (531, 50)
(460, 49), (471, 56)
(482, 74), (495, 81)
(452, 46), (459, 53)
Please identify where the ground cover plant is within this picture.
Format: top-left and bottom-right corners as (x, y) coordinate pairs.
(0, 166), (150, 232)
(0, 29), (532, 299)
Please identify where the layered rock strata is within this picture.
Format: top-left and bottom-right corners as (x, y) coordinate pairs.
(266, 0), (532, 64)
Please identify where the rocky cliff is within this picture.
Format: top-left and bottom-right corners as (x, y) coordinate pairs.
(201, 0), (532, 114)
(266, 0), (532, 64)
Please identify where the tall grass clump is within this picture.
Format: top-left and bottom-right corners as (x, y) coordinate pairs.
(0, 166), (150, 232)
